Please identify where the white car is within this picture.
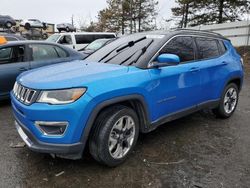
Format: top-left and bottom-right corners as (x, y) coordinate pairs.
(46, 32), (116, 51)
(20, 19), (47, 30)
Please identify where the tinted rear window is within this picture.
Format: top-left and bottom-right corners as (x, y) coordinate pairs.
(75, 34), (115, 44)
(196, 38), (220, 59)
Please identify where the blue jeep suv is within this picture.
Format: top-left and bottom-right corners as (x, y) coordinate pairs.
(11, 29), (244, 166)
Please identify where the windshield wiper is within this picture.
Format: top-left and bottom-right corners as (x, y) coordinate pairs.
(127, 39), (154, 66)
(119, 39), (153, 65)
(116, 36), (146, 52)
(100, 36), (147, 63)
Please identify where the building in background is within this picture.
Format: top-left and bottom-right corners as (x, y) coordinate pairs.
(190, 20), (250, 47)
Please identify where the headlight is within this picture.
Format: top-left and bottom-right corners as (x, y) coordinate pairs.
(37, 88), (86, 104)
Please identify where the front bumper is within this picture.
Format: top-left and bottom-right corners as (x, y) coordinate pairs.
(11, 91), (96, 159)
(15, 119), (83, 159)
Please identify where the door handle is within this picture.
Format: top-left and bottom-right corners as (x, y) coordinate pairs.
(189, 67), (200, 73)
(19, 67), (29, 71)
(221, 61), (228, 66)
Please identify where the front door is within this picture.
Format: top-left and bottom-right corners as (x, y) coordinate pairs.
(148, 36), (202, 122)
(0, 45), (29, 97)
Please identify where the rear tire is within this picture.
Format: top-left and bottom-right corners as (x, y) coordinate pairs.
(213, 83), (239, 119)
(89, 105), (139, 167)
(66, 27), (70, 32)
(5, 22), (12, 28)
(24, 23), (31, 30)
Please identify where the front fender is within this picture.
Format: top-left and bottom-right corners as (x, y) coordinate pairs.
(79, 93), (151, 152)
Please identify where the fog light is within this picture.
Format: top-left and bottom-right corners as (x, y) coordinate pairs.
(35, 121), (68, 136)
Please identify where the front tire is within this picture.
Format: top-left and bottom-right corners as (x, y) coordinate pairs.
(89, 105), (139, 167)
(213, 83), (239, 119)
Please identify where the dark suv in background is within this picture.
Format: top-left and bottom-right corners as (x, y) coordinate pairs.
(0, 15), (16, 28)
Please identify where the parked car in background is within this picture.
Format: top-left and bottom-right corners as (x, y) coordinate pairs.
(0, 41), (84, 100)
(11, 30), (244, 166)
(79, 38), (115, 58)
(20, 19), (47, 30)
(57, 23), (76, 32)
(46, 32), (116, 51)
(0, 33), (25, 41)
(0, 15), (16, 28)
(21, 29), (48, 40)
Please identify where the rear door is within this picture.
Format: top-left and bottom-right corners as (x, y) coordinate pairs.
(28, 44), (70, 69)
(0, 45), (29, 96)
(195, 37), (227, 102)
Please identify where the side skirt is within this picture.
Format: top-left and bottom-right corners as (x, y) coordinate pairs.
(144, 99), (220, 133)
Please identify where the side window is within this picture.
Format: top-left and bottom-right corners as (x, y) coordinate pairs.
(54, 46), (68, 58)
(75, 35), (94, 44)
(29, 44), (59, 61)
(160, 36), (195, 62)
(0, 47), (13, 64)
(195, 38), (220, 59)
(218, 40), (227, 54)
(0, 46), (25, 64)
(59, 35), (73, 45)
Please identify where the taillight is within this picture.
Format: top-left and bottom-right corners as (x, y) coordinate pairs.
(240, 58), (244, 67)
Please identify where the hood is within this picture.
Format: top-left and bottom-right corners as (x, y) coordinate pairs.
(18, 60), (129, 89)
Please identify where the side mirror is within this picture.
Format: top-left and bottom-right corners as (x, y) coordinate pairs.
(154, 53), (180, 68)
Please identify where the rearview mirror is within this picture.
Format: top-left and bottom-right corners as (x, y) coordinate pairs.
(154, 53), (180, 68)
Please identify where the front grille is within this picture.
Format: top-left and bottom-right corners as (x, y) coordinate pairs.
(13, 82), (37, 105)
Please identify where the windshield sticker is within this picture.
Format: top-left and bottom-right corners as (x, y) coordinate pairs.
(146, 35), (165, 39)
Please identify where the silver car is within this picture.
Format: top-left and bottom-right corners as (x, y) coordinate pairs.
(57, 23), (76, 32)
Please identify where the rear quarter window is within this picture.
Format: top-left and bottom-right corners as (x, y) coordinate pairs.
(218, 40), (227, 54)
(195, 37), (220, 59)
(54, 46), (68, 58)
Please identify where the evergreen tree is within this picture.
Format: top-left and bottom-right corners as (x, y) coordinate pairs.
(95, 0), (158, 33)
(172, 0), (250, 27)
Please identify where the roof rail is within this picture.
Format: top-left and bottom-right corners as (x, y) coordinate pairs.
(174, 28), (223, 37)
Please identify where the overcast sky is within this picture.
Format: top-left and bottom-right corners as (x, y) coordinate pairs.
(0, 0), (176, 28)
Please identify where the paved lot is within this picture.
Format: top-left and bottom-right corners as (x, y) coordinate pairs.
(0, 74), (250, 188)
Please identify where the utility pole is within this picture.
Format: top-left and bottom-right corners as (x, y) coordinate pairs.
(71, 15), (74, 27)
(130, 0), (133, 33)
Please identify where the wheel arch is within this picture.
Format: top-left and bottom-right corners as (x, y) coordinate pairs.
(79, 94), (151, 153)
(226, 77), (243, 91)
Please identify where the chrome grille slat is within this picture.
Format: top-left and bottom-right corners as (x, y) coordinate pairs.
(13, 82), (37, 105)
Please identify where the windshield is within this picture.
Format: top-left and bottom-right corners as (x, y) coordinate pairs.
(85, 39), (110, 51)
(46, 34), (60, 43)
(85, 34), (165, 66)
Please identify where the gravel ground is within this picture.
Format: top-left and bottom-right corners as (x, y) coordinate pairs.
(0, 70), (249, 188)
